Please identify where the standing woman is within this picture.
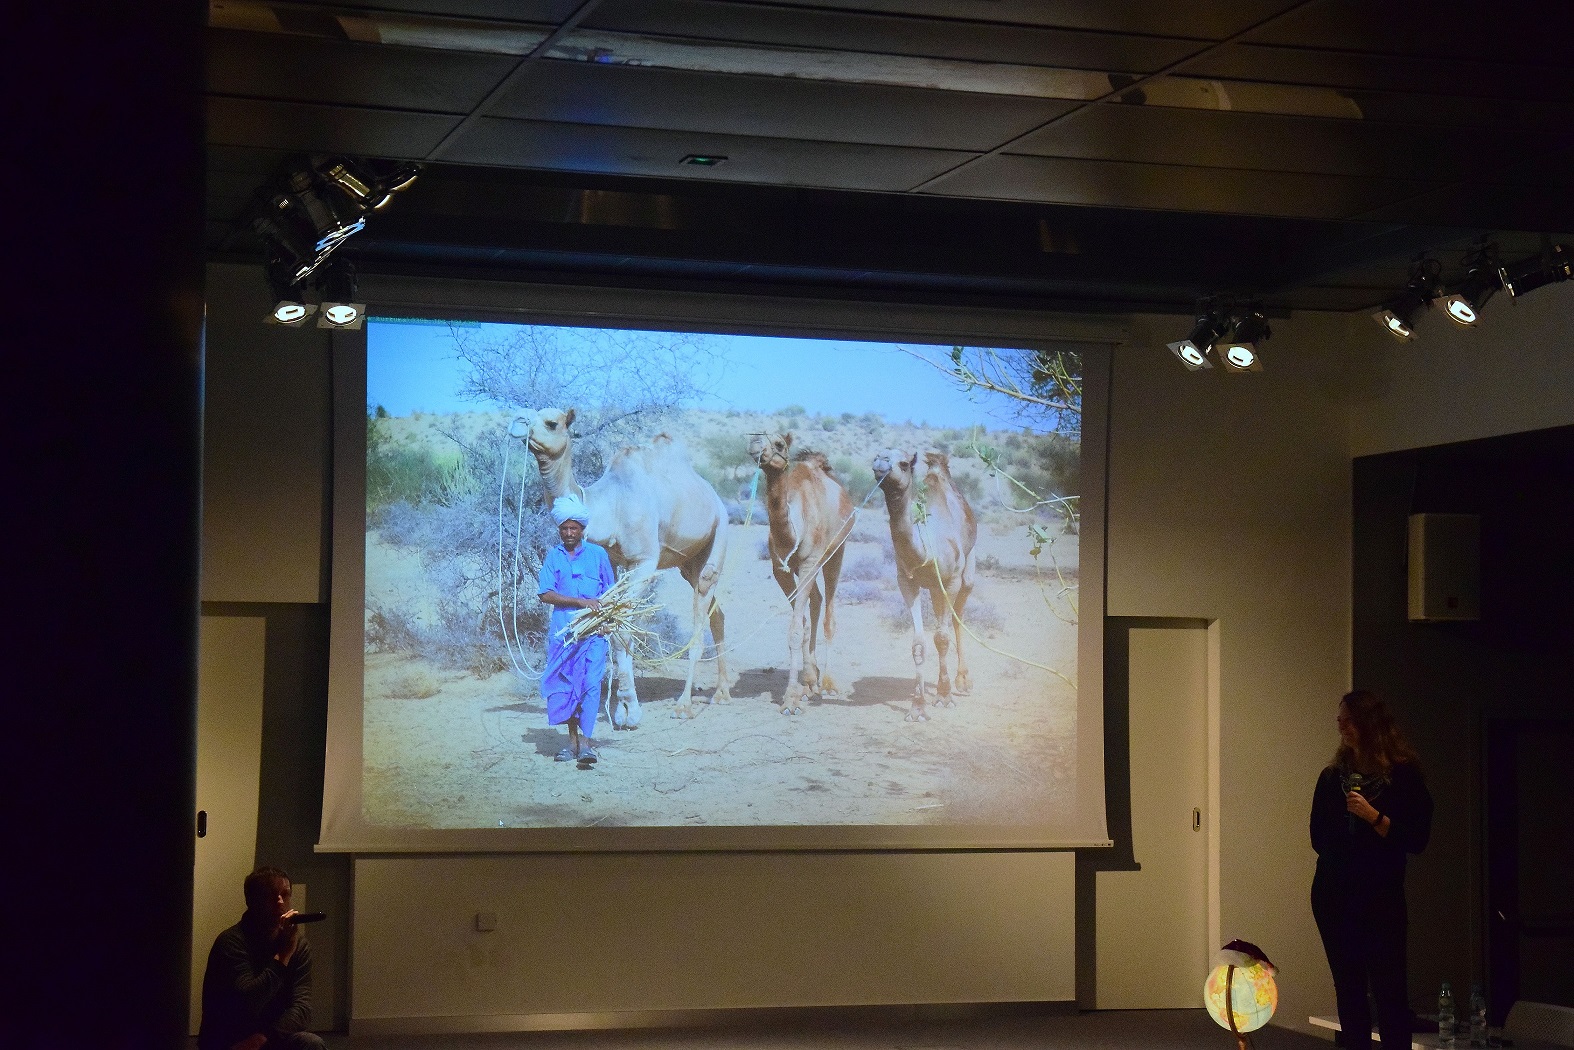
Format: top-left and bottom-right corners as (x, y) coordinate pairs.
(1311, 690), (1434, 1050)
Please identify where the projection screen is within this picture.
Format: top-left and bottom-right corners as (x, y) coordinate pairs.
(322, 298), (1110, 852)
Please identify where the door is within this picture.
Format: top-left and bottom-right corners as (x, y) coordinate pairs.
(1486, 719), (1574, 1023)
(189, 615), (267, 1035)
(1095, 624), (1211, 1008)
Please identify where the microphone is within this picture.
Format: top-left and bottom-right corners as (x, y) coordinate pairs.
(285, 912), (327, 925)
(1345, 773), (1365, 833)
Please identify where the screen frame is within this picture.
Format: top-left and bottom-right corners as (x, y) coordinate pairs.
(322, 274), (1117, 853)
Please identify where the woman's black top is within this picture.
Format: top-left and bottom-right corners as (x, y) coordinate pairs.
(1310, 761), (1433, 891)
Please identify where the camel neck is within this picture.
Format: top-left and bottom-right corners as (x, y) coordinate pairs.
(535, 446), (585, 504)
(881, 484), (928, 562)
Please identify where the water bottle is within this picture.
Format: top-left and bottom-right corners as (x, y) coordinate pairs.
(1438, 982), (1457, 1048)
(1469, 983), (1489, 1047)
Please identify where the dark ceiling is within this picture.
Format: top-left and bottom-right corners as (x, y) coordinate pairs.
(206, 0), (1574, 315)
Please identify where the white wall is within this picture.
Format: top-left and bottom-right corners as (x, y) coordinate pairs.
(353, 852), (1075, 1032)
(202, 264), (332, 604)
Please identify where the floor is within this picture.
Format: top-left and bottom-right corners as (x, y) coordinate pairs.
(322, 1008), (1332, 1050)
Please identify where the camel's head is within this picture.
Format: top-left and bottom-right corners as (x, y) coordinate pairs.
(871, 449), (918, 492)
(921, 448), (953, 479)
(748, 431), (793, 471)
(519, 406), (576, 462)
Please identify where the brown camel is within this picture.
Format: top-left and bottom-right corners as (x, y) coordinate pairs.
(517, 407), (730, 722)
(748, 432), (855, 715)
(871, 448), (977, 721)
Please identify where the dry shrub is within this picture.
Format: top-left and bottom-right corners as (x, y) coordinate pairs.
(385, 669), (442, 699)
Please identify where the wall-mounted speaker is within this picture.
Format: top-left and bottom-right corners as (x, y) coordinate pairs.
(1407, 513), (1480, 621)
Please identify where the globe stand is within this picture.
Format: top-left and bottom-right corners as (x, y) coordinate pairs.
(1225, 965), (1248, 1050)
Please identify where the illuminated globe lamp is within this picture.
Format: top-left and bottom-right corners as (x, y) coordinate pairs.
(1204, 940), (1278, 1050)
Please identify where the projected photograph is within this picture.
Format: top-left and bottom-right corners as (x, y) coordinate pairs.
(361, 320), (1081, 832)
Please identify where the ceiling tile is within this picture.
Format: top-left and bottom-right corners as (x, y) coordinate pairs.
(922, 152), (1432, 220)
(592, 0), (1299, 42)
(1009, 103), (1569, 183)
(275, 0), (583, 21)
(1188, 44), (1574, 104)
(1247, 0), (1574, 66)
(491, 62), (1075, 151)
(207, 97), (460, 158)
(207, 28), (517, 114)
(582, 0), (1199, 71)
(443, 117), (979, 191)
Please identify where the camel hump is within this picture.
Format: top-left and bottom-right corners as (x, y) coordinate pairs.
(793, 449), (834, 475)
(610, 433), (695, 473)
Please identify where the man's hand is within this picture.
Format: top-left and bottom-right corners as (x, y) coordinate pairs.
(229, 1034), (267, 1050)
(273, 911), (300, 966)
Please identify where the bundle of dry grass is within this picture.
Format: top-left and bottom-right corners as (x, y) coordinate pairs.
(561, 573), (666, 659)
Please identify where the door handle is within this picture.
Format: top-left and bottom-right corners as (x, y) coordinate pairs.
(1193, 808), (1202, 831)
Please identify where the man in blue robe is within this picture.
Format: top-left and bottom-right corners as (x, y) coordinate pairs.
(537, 493), (616, 763)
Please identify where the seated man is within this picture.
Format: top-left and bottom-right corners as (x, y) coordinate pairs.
(198, 866), (324, 1050)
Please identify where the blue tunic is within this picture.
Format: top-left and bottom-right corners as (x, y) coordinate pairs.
(537, 541), (616, 737)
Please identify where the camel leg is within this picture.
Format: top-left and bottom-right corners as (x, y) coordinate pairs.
(818, 546), (844, 701)
(804, 580), (823, 697)
(707, 597), (730, 703)
(610, 632), (642, 729)
(609, 563), (653, 728)
(697, 525), (730, 704)
(901, 580), (928, 722)
(772, 561), (806, 715)
(951, 581), (973, 697)
(952, 548), (976, 696)
(933, 619), (954, 707)
(673, 559), (714, 716)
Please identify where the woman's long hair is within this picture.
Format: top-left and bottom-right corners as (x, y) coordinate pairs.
(1332, 689), (1421, 775)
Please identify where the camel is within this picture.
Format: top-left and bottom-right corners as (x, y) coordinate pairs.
(871, 448), (977, 722)
(748, 432), (856, 715)
(516, 407), (730, 723)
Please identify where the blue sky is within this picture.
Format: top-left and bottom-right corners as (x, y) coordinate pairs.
(367, 318), (1041, 430)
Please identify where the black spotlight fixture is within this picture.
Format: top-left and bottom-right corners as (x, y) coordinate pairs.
(1216, 308), (1270, 372)
(1499, 242), (1572, 299)
(1371, 257), (1441, 341)
(1441, 243), (1502, 327)
(249, 156), (420, 302)
(1168, 301), (1228, 371)
(263, 261), (316, 326)
(316, 258), (365, 330)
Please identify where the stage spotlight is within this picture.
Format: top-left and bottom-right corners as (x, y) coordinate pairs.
(267, 300), (318, 326)
(316, 259), (365, 330)
(1216, 310), (1270, 372)
(1499, 243), (1572, 299)
(263, 264), (316, 326)
(1441, 247), (1501, 326)
(1167, 307), (1226, 371)
(1371, 258), (1440, 341)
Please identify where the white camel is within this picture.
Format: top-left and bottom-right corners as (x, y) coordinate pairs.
(517, 407), (730, 723)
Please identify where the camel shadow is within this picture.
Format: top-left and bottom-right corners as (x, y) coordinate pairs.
(733, 667), (905, 710)
(485, 701), (535, 715)
(845, 675), (922, 709)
